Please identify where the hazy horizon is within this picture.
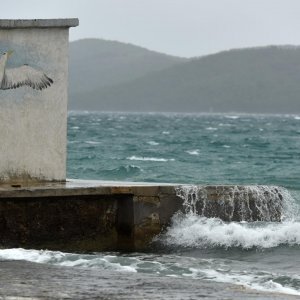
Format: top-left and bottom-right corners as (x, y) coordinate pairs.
(2, 0), (300, 57)
(71, 37), (300, 59)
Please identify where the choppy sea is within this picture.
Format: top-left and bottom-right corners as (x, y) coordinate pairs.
(2, 112), (300, 298)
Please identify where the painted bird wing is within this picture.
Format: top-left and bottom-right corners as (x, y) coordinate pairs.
(1, 65), (53, 90)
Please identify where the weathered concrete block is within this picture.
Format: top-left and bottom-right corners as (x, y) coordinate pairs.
(0, 195), (120, 251)
(0, 19), (78, 183)
(132, 193), (183, 250)
(132, 186), (160, 197)
(111, 186), (133, 194)
(0, 181), (287, 252)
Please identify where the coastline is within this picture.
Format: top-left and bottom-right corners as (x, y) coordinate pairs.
(0, 260), (298, 300)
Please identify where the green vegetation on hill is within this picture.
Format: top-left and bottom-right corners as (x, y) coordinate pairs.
(69, 38), (187, 102)
(69, 41), (300, 113)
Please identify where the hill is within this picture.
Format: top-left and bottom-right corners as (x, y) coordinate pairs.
(69, 38), (187, 102)
(69, 43), (300, 113)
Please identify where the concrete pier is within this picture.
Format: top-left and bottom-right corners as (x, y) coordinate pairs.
(0, 180), (284, 252)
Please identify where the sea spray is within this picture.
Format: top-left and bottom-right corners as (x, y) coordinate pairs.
(160, 214), (300, 249)
(158, 185), (300, 249)
(175, 185), (295, 222)
(0, 248), (137, 272)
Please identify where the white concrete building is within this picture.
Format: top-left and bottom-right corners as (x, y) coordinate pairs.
(0, 19), (78, 183)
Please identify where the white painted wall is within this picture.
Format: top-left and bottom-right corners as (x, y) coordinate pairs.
(0, 22), (76, 182)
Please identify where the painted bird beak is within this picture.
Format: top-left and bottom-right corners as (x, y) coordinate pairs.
(7, 50), (13, 58)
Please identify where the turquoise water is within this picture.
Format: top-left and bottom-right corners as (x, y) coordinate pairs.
(67, 112), (300, 190)
(3, 112), (300, 297)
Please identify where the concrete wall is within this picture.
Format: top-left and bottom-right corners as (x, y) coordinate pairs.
(0, 181), (285, 252)
(0, 183), (182, 252)
(0, 19), (78, 183)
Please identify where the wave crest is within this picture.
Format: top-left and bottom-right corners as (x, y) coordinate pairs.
(127, 156), (174, 162)
(159, 213), (300, 249)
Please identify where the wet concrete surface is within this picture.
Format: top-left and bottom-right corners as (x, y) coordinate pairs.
(0, 181), (285, 252)
(0, 260), (298, 300)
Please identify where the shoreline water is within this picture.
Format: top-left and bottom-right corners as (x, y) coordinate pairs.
(0, 259), (298, 300)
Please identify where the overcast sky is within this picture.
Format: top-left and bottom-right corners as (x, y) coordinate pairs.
(1, 0), (300, 57)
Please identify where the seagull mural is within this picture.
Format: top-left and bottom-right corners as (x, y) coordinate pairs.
(0, 50), (53, 90)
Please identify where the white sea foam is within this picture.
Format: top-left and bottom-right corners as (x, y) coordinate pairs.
(60, 257), (137, 272)
(1, 248), (300, 295)
(162, 185), (300, 248)
(225, 115), (240, 119)
(162, 215), (300, 249)
(185, 267), (300, 296)
(206, 127), (218, 131)
(218, 123), (231, 127)
(127, 156), (175, 162)
(175, 185), (295, 221)
(0, 248), (137, 273)
(186, 149), (200, 156)
(147, 141), (160, 146)
(85, 141), (101, 145)
(0, 248), (66, 264)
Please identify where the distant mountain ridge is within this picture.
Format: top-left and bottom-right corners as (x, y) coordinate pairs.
(69, 40), (300, 113)
(69, 38), (187, 101)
